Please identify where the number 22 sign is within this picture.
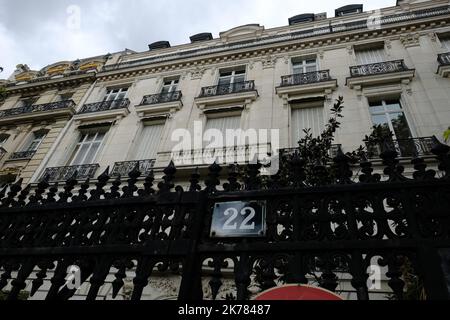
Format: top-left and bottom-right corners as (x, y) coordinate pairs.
(210, 201), (266, 238)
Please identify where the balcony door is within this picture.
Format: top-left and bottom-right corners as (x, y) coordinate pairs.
(69, 131), (106, 166)
(161, 79), (179, 94)
(102, 88), (128, 109)
(21, 131), (47, 154)
(355, 47), (386, 65)
(369, 99), (415, 156)
(134, 122), (165, 161)
(291, 100), (325, 146)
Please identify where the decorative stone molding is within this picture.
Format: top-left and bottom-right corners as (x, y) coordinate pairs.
(400, 33), (421, 48)
(261, 55), (278, 69)
(190, 68), (205, 80)
(429, 32), (437, 43)
(219, 24), (265, 44)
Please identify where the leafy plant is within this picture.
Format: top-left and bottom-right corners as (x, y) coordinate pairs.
(444, 127), (450, 143)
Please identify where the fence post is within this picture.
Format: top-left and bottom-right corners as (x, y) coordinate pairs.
(178, 191), (208, 301)
(417, 246), (449, 300)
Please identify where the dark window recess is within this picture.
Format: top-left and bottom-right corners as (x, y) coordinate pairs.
(289, 14), (315, 25)
(190, 33), (213, 43)
(148, 41), (171, 51)
(335, 4), (363, 17)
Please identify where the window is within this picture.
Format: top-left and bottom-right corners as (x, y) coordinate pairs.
(291, 101), (325, 145)
(369, 99), (412, 141)
(218, 68), (246, 86)
(205, 115), (242, 147)
(161, 79), (179, 94)
(440, 37), (450, 51)
(57, 93), (74, 102)
(69, 131), (106, 165)
(0, 134), (9, 146)
(355, 46), (386, 65)
(22, 131), (47, 152)
(17, 97), (38, 108)
(292, 57), (318, 74)
(103, 88), (128, 102)
(134, 122), (165, 160)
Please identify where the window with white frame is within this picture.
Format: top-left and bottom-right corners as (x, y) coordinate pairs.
(218, 67), (246, 86)
(355, 45), (386, 65)
(103, 88), (128, 102)
(21, 131), (47, 152)
(161, 78), (179, 94)
(292, 57), (318, 74)
(291, 100), (325, 146)
(369, 99), (413, 141)
(69, 131), (107, 165)
(134, 121), (165, 160)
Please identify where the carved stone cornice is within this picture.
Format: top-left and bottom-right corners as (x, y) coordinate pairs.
(400, 33), (421, 48)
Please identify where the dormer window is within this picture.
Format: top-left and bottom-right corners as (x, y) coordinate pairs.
(335, 4), (363, 17)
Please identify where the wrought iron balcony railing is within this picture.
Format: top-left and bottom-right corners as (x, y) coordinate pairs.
(438, 52), (450, 66)
(78, 98), (130, 115)
(281, 144), (342, 159)
(0, 100), (75, 119)
(111, 159), (156, 178)
(140, 91), (182, 106)
(40, 164), (100, 182)
(349, 60), (410, 77)
(9, 151), (36, 160)
(280, 70), (332, 87)
(199, 81), (255, 98)
(367, 137), (435, 159)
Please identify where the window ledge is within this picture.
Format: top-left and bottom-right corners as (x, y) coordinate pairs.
(194, 90), (258, 109)
(73, 107), (130, 123)
(0, 107), (75, 126)
(276, 79), (337, 98)
(346, 69), (415, 89)
(135, 100), (182, 118)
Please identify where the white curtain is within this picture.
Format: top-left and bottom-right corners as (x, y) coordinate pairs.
(134, 124), (165, 160)
(355, 48), (386, 65)
(204, 115), (242, 148)
(291, 106), (325, 144)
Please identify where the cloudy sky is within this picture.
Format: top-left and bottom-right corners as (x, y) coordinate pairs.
(0, 0), (395, 77)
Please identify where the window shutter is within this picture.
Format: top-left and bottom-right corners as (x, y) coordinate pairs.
(291, 106), (325, 144)
(134, 124), (165, 160)
(355, 48), (386, 64)
(205, 115), (242, 147)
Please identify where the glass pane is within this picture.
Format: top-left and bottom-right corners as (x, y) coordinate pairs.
(218, 77), (231, 85)
(390, 112), (412, 140)
(84, 142), (101, 164)
(293, 66), (304, 74)
(220, 71), (232, 77)
(306, 59), (316, 64)
(72, 144), (90, 165)
(371, 114), (389, 126)
(385, 101), (402, 112)
(84, 134), (95, 143)
(161, 86), (170, 94)
(305, 65), (317, 73)
(369, 105), (384, 114)
(94, 132), (105, 142)
(235, 69), (246, 75)
(234, 75), (245, 83)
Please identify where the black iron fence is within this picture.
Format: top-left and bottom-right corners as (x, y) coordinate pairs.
(0, 139), (450, 301)
(78, 99), (130, 115)
(40, 164), (100, 182)
(438, 52), (450, 66)
(0, 100), (75, 119)
(280, 70), (332, 87)
(349, 60), (410, 77)
(199, 81), (255, 98)
(140, 91), (182, 105)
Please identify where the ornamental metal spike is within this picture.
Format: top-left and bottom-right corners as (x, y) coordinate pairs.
(3, 178), (23, 208)
(158, 161), (176, 194)
(223, 164), (241, 192)
(73, 178), (90, 202)
(122, 163), (141, 198)
(431, 136), (450, 179)
(59, 171), (78, 203)
(205, 161), (222, 194)
(107, 174), (122, 199)
(380, 140), (407, 182)
(16, 184), (31, 207)
(189, 167), (201, 192)
(138, 170), (155, 197)
(90, 167), (110, 200)
(359, 155), (381, 183)
(333, 146), (353, 185)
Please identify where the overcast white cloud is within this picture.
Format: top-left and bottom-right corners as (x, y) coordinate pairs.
(0, 0), (395, 77)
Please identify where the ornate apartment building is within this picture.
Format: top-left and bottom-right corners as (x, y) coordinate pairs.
(0, 0), (450, 301)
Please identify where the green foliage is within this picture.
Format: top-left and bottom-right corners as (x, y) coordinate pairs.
(444, 127), (450, 143)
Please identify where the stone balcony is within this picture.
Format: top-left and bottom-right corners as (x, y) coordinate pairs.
(135, 91), (182, 117)
(0, 100), (76, 125)
(437, 52), (450, 77)
(195, 81), (258, 111)
(346, 60), (415, 89)
(276, 70), (338, 101)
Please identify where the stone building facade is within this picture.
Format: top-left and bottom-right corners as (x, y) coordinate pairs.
(14, 0), (448, 186)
